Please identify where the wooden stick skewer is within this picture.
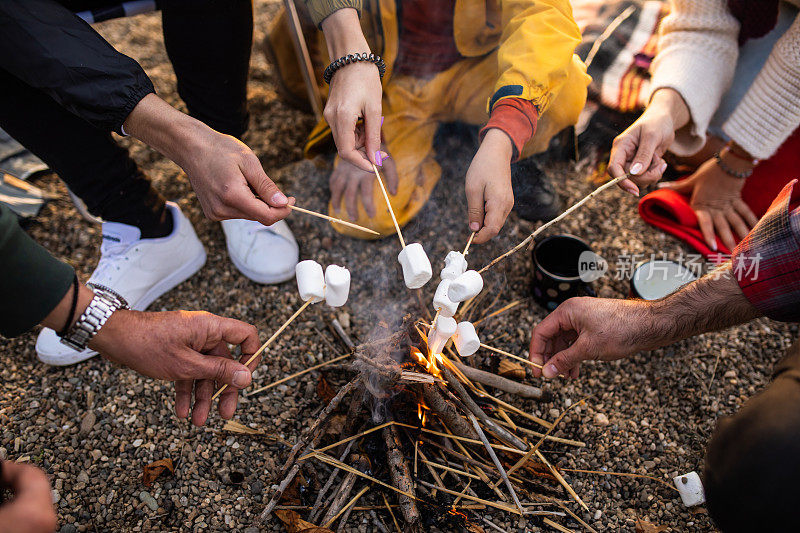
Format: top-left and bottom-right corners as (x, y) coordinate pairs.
(479, 174), (629, 273)
(480, 343), (542, 369)
(371, 163), (405, 248)
(211, 299), (313, 401)
(463, 231), (476, 255)
(288, 204), (379, 235)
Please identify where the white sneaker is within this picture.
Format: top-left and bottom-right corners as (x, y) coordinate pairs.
(35, 202), (206, 366)
(221, 219), (299, 284)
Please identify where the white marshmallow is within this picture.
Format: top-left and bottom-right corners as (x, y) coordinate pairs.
(432, 279), (459, 317)
(428, 316), (457, 354)
(397, 242), (433, 289)
(324, 265), (350, 308)
(440, 251), (468, 280)
(453, 321), (480, 357)
(295, 260), (325, 303)
(673, 471), (705, 507)
(448, 270), (484, 302)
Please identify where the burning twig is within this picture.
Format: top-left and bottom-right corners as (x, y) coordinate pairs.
(382, 424), (421, 532)
(467, 413), (524, 515)
(479, 174), (630, 273)
(289, 204), (380, 235)
(439, 365), (528, 451)
(453, 361), (543, 399)
(247, 353), (352, 397)
(420, 383), (478, 441)
(213, 299), (313, 401)
(371, 163), (405, 248)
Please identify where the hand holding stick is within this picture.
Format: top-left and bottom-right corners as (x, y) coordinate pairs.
(211, 299), (313, 401)
(289, 204), (379, 236)
(479, 174), (630, 273)
(371, 163), (405, 248)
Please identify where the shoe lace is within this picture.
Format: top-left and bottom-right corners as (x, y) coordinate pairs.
(93, 241), (135, 283)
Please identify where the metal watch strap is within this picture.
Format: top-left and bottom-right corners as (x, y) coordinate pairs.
(59, 290), (127, 351)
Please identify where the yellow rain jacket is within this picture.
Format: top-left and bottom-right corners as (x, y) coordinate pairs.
(272, 0), (589, 237)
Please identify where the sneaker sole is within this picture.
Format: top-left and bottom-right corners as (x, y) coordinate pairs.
(35, 246), (207, 366)
(226, 248), (297, 285)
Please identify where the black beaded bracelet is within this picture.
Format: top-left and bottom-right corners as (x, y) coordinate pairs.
(714, 150), (753, 179)
(323, 52), (386, 84)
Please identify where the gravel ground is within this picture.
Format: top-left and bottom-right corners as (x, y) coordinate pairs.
(1, 3), (797, 532)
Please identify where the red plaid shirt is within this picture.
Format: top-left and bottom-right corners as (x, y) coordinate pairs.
(733, 179), (800, 322)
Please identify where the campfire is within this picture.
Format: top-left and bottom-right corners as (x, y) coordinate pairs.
(221, 173), (634, 531)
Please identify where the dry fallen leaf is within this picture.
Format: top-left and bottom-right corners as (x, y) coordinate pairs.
(142, 458), (174, 487)
(635, 518), (668, 533)
(274, 509), (334, 533)
(317, 374), (336, 403)
(498, 359), (525, 379)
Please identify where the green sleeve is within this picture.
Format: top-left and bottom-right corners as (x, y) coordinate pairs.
(0, 204), (74, 337)
(304, 0), (361, 28)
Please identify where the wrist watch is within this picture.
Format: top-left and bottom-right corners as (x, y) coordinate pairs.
(60, 285), (129, 351)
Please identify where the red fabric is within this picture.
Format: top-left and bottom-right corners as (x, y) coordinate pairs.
(638, 128), (800, 260)
(395, 0), (461, 77)
(480, 98), (539, 161)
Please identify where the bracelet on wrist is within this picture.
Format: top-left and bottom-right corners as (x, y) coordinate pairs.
(323, 52), (386, 84)
(714, 150), (753, 179)
(724, 141), (759, 166)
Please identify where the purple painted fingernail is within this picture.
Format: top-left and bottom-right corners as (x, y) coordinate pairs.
(375, 150), (383, 166)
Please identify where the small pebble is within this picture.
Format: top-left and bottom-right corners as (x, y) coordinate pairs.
(594, 413), (610, 426)
(139, 491), (159, 512)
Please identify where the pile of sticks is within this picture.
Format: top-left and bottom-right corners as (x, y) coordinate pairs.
(248, 313), (593, 533)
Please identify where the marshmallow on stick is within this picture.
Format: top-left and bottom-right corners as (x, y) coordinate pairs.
(324, 265), (350, 307)
(428, 316), (457, 355)
(296, 260), (325, 302)
(453, 321), (480, 357)
(398, 242), (433, 289)
(441, 251), (468, 280)
(432, 279), (459, 317)
(448, 270), (483, 302)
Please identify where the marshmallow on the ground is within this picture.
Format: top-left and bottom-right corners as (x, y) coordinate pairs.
(398, 242), (432, 289)
(448, 270), (484, 302)
(441, 251), (468, 280)
(296, 260), (325, 303)
(432, 279), (459, 317)
(429, 316), (457, 354)
(673, 471), (705, 507)
(324, 265), (350, 307)
(453, 321), (480, 357)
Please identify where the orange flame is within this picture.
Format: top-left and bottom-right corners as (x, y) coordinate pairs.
(410, 346), (442, 379)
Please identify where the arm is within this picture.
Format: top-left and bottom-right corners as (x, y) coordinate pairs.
(721, 15), (800, 160)
(529, 263), (760, 378)
(1, 204), (261, 426)
(0, 0), (154, 133)
(317, 7), (385, 174)
(530, 180), (800, 378)
(123, 94), (292, 226)
(465, 0), (584, 242)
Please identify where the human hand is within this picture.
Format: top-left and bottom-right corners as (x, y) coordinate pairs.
(465, 129), (515, 244)
(181, 129), (295, 226)
(330, 146), (396, 221)
(609, 88), (689, 194)
(90, 310), (261, 426)
(123, 93), (294, 227)
(0, 461), (57, 533)
(321, 8), (383, 172)
(660, 157), (758, 251)
(529, 297), (655, 378)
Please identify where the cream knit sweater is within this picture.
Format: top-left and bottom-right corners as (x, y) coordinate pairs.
(650, 0), (800, 159)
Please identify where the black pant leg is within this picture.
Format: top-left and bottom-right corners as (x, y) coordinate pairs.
(161, 0), (253, 138)
(0, 67), (170, 238)
(705, 338), (800, 532)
